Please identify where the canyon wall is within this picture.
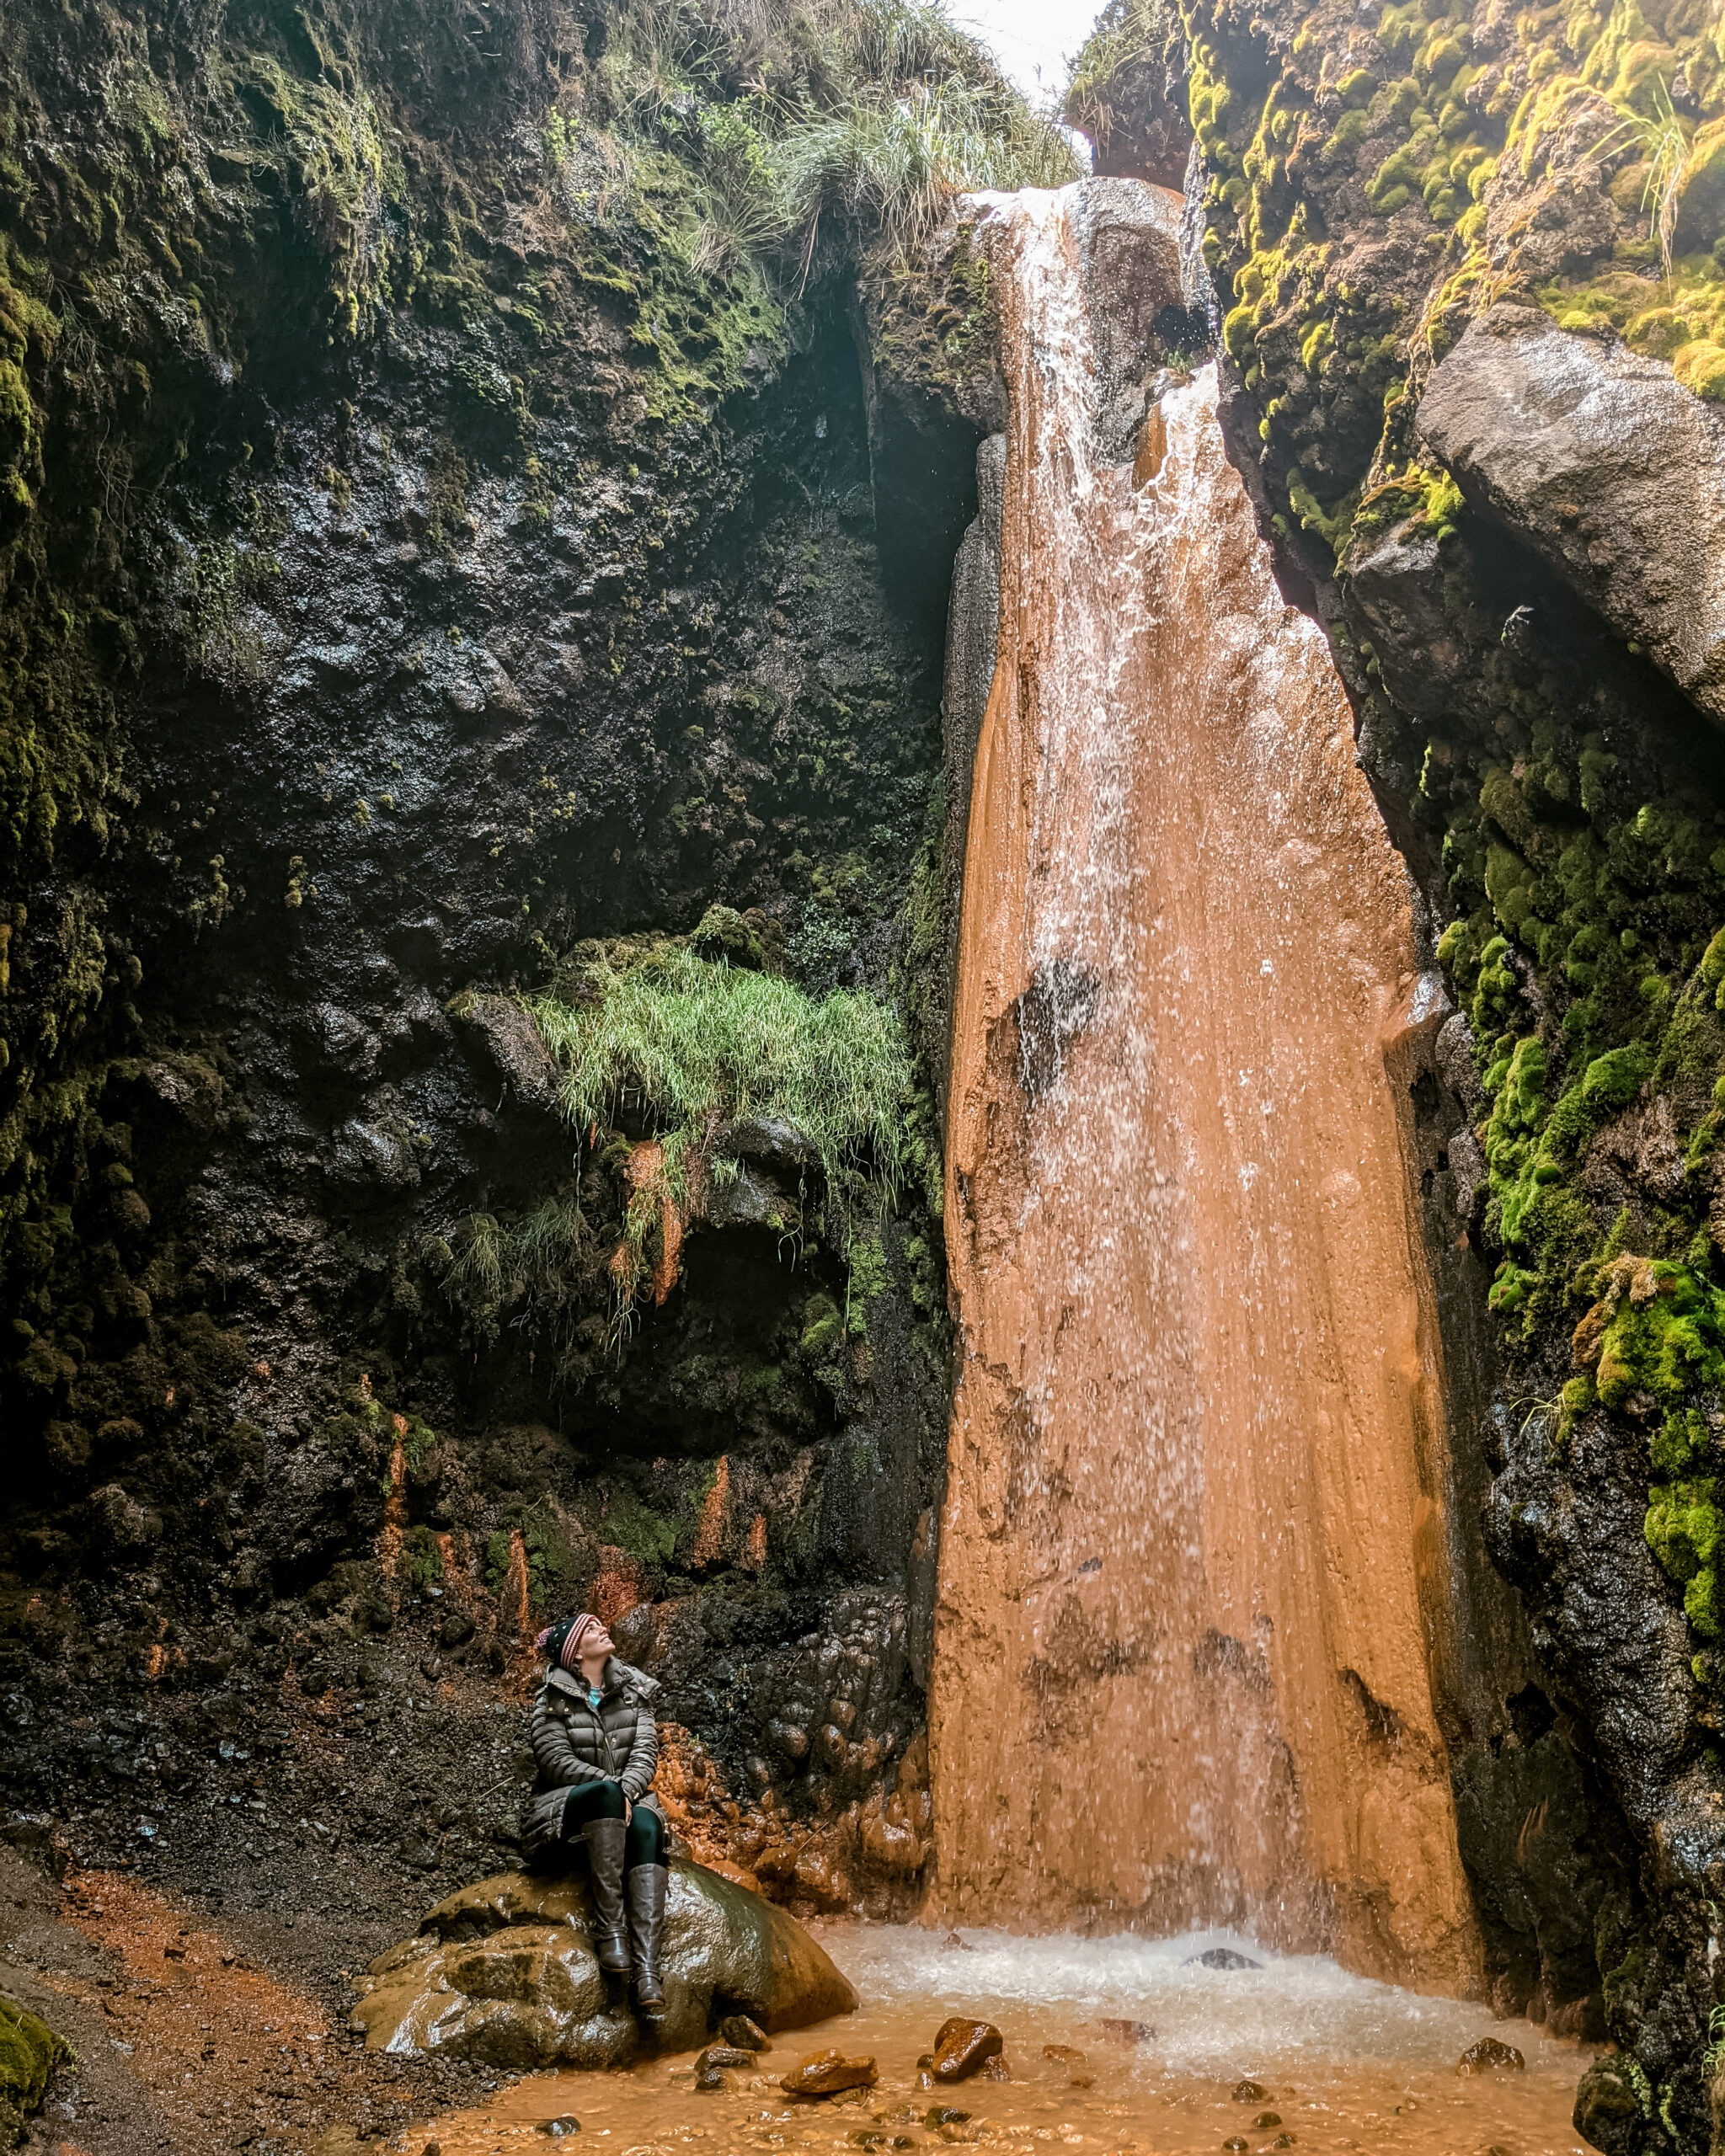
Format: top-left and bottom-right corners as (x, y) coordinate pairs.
(0, 0), (1033, 1956)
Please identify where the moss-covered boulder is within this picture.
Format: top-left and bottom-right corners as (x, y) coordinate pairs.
(350, 1860), (857, 2068)
(0, 1994), (70, 2145)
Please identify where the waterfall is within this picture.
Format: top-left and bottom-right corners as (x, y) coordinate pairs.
(928, 179), (1482, 1992)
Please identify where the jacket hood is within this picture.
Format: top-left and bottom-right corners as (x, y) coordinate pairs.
(544, 1656), (660, 1704)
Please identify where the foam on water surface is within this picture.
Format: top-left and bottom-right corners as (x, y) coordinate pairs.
(816, 1920), (1580, 2076)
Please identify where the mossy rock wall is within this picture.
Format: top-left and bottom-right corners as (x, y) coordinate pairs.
(0, 0), (993, 1926)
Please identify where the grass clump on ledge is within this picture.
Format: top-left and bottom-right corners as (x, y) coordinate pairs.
(516, 941), (924, 1340)
(527, 942), (914, 1209)
(578, 0), (1078, 294)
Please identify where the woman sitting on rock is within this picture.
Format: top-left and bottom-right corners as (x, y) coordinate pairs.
(521, 1612), (669, 2016)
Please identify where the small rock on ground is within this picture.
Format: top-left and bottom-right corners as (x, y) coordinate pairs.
(1457, 2038), (1525, 2075)
(782, 2047), (879, 2096)
(1100, 2019), (1156, 2045)
(930, 2018), (1003, 2080)
(697, 2045), (755, 2071)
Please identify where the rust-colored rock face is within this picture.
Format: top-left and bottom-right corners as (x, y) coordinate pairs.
(929, 182), (1480, 1991)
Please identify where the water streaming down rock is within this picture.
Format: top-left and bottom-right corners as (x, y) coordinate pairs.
(928, 180), (1482, 1990)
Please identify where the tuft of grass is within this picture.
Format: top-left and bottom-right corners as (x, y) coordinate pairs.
(526, 942), (915, 1218)
(1591, 80), (1695, 285)
(590, 0), (1078, 281)
(776, 76), (1075, 276)
(444, 1212), (506, 1319)
(1062, 0), (1184, 164)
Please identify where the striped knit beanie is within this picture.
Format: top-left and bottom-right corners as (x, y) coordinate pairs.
(536, 1612), (608, 1671)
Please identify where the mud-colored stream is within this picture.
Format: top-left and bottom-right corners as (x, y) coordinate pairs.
(398, 1925), (1589, 2156)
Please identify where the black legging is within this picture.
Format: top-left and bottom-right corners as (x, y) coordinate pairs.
(559, 1779), (666, 1870)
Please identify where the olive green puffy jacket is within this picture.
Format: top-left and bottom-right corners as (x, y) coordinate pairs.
(520, 1657), (662, 1862)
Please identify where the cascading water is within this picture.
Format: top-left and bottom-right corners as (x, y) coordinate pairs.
(929, 179), (1481, 1990)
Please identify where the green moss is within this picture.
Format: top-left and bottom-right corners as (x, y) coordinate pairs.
(798, 1292), (843, 1361)
(402, 1524), (445, 1588)
(0, 1993), (69, 2133)
(1646, 1477), (1721, 1588)
(1343, 460), (1462, 558)
(600, 1487), (677, 1570)
(1421, 710), (1725, 1648)
(483, 1529), (512, 1592)
(869, 218), (996, 411)
(844, 1234), (889, 1337)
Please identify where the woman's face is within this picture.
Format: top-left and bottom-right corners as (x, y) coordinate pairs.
(579, 1624), (616, 1663)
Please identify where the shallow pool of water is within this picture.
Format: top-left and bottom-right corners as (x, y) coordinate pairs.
(398, 1923), (1590, 2156)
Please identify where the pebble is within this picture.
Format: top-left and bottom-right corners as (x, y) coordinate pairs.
(720, 2014), (770, 2051)
(537, 2121), (581, 2140)
(1457, 2038), (1525, 2075)
(696, 2045), (755, 2071)
(1224, 2140), (1250, 2153)
(930, 2019), (1004, 2081)
(1231, 2079), (1269, 2103)
(695, 2065), (725, 2092)
(1099, 2020), (1156, 2045)
(924, 2107), (971, 2126)
(781, 2047), (879, 2097)
(1253, 2113), (1282, 2128)
(1186, 1947), (1262, 1971)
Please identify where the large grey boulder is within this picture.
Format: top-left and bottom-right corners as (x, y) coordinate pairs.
(1418, 302), (1725, 725)
(350, 1860), (857, 2068)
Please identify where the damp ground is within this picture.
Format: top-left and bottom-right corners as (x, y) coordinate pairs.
(401, 1924), (1589, 2156)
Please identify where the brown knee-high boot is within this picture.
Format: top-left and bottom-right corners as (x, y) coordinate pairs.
(626, 1862), (668, 2014)
(583, 1817), (631, 1976)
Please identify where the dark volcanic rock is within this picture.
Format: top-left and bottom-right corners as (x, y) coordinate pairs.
(929, 2018), (1004, 2081)
(1418, 307), (1725, 727)
(0, 0), (969, 1957)
(782, 2049), (879, 2097)
(1457, 2038), (1525, 2076)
